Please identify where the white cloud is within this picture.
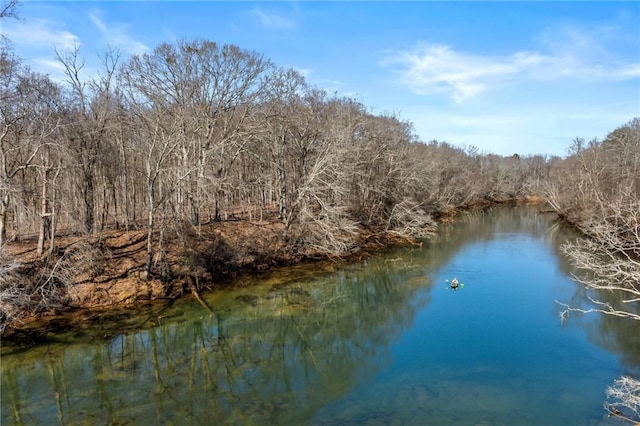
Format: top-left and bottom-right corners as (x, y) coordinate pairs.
(616, 64), (640, 78)
(89, 12), (107, 32)
(252, 7), (297, 30)
(89, 11), (149, 55)
(34, 58), (67, 72)
(384, 26), (640, 103)
(2, 19), (80, 50)
(31, 58), (73, 83)
(384, 44), (527, 103)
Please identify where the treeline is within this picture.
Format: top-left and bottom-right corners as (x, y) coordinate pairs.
(1, 38), (551, 266)
(546, 117), (640, 320)
(546, 118), (640, 227)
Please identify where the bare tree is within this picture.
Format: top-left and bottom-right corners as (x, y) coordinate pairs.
(286, 133), (360, 256)
(605, 376), (640, 423)
(551, 118), (640, 423)
(555, 120), (640, 323)
(56, 45), (120, 234)
(0, 51), (63, 247)
(558, 198), (640, 322)
(0, 51), (34, 245)
(255, 67), (309, 221)
(0, 0), (18, 20)
(120, 40), (272, 227)
(127, 105), (186, 279)
(0, 0), (19, 44)
(0, 246), (24, 333)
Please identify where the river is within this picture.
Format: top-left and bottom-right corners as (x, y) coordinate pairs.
(1, 206), (639, 425)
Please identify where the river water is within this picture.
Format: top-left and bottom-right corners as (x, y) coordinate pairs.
(2, 207), (639, 425)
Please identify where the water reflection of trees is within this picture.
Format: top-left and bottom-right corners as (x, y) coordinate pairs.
(424, 206), (555, 267)
(437, 207), (640, 370)
(1, 256), (433, 424)
(559, 282), (640, 368)
(550, 222), (640, 370)
(9, 206), (628, 424)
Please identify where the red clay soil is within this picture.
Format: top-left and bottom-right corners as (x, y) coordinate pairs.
(4, 219), (289, 307)
(2, 217), (418, 336)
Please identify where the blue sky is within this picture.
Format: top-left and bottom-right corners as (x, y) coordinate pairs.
(3, 1), (639, 156)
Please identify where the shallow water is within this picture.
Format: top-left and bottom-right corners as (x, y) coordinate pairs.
(2, 207), (639, 425)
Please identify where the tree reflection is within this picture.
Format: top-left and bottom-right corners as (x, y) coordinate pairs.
(1, 253), (434, 424)
(7, 206), (632, 424)
(551, 223), (640, 369)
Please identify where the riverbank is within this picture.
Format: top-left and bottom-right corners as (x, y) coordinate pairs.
(3, 204), (625, 426)
(0, 196), (547, 338)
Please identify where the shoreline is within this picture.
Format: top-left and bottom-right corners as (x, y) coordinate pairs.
(1, 196), (547, 341)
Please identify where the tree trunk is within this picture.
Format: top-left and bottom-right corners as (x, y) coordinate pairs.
(119, 135), (130, 231)
(144, 185), (155, 280)
(83, 170), (95, 234)
(0, 193), (9, 247)
(277, 163), (287, 220)
(37, 151), (51, 256)
(276, 135), (287, 221)
(37, 178), (50, 256)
